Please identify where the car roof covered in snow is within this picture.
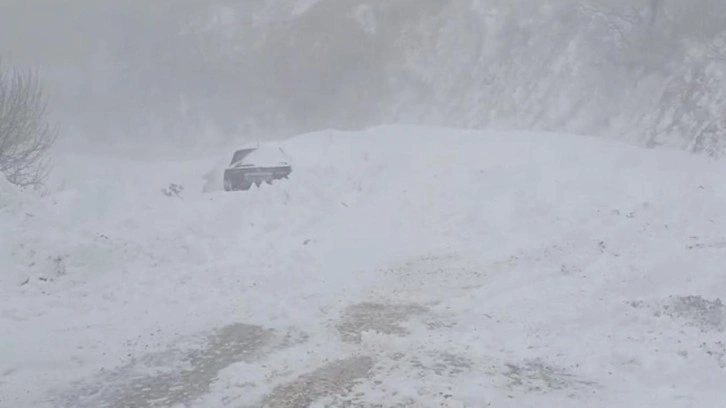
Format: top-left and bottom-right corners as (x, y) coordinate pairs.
(229, 145), (290, 168)
(229, 148), (256, 166)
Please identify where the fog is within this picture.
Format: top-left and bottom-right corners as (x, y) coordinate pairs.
(1, 0), (725, 153)
(4, 2), (726, 406)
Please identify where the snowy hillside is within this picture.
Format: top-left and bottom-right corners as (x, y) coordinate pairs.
(2, 0), (725, 154)
(2, 126), (725, 407)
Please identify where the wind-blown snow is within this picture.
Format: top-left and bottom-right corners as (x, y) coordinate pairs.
(2, 126), (726, 407)
(3, 1), (726, 154)
(0, 176), (20, 209)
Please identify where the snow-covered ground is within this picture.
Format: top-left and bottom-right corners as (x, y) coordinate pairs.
(2, 125), (726, 407)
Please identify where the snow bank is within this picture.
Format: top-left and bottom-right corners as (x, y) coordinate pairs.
(0, 175), (22, 209)
(2, 126), (726, 407)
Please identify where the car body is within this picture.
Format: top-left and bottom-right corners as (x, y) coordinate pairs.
(223, 146), (292, 191)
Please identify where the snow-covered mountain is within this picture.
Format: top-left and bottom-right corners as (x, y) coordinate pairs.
(2, 126), (725, 407)
(1, 0), (725, 154)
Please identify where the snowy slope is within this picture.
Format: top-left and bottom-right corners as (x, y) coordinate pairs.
(5, 0), (726, 155)
(6, 1), (726, 154)
(2, 126), (726, 407)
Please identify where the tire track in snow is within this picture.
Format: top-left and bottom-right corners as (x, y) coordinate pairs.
(52, 323), (307, 408)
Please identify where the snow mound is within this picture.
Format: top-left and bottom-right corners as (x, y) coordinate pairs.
(202, 155), (230, 193)
(0, 175), (21, 209)
(2, 125), (726, 407)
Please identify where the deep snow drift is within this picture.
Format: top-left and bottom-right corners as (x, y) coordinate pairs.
(2, 126), (726, 407)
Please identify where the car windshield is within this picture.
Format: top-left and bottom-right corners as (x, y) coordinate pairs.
(229, 148), (256, 166)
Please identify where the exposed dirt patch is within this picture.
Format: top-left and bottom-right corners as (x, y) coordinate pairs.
(686, 240), (726, 250)
(631, 295), (726, 368)
(259, 356), (375, 408)
(311, 400), (418, 408)
(336, 302), (428, 343)
(499, 358), (598, 394)
(53, 323), (306, 408)
(659, 295), (725, 332)
(699, 341), (726, 368)
(409, 351), (474, 377)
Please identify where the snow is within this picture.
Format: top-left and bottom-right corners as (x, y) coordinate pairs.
(2, 125), (726, 407)
(0, 176), (20, 209)
(238, 144), (291, 167)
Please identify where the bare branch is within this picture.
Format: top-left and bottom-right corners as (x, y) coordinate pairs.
(0, 59), (58, 188)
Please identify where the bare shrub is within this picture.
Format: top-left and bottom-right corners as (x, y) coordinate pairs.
(0, 59), (58, 188)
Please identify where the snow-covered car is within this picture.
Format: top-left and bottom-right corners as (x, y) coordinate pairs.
(223, 146), (292, 191)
